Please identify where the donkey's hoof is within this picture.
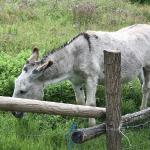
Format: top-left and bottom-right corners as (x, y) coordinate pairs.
(140, 106), (147, 110)
(88, 118), (96, 127)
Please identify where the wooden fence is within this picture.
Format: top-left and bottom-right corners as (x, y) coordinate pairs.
(0, 96), (105, 118)
(0, 50), (149, 150)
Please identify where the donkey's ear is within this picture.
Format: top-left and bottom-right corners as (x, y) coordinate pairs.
(27, 47), (39, 63)
(32, 60), (53, 74)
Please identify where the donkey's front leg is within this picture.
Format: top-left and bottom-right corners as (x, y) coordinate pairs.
(72, 84), (85, 105)
(86, 77), (98, 127)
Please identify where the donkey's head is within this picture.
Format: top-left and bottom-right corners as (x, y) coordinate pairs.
(12, 48), (53, 118)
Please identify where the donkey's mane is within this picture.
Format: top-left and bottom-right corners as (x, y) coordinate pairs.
(41, 32), (91, 62)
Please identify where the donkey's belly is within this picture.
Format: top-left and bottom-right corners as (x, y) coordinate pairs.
(98, 69), (141, 85)
(121, 66), (142, 83)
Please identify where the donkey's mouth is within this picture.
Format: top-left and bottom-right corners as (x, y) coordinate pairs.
(12, 112), (24, 118)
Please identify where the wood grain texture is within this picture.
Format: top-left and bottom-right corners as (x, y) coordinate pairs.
(104, 50), (121, 150)
(0, 96), (106, 118)
(72, 107), (150, 143)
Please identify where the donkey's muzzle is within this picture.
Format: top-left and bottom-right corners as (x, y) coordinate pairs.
(12, 112), (24, 118)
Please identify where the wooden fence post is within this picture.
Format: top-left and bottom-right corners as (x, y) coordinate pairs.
(104, 50), (121, 150)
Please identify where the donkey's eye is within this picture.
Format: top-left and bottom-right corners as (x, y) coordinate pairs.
(20, 90), (27, 94)
(23, 66), (28, 72)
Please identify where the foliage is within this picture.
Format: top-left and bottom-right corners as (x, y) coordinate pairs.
(44, 81), (75, 104)
(0, 112), (149, 150)
(1, 0), (150, 54)
(0, 51), (29, 96)
(130, 0), (150, 4)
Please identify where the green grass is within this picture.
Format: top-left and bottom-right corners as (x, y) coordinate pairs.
(0, 0), (150, 54)
(0, 0), (150, 149)
(0, 113), (149, 150)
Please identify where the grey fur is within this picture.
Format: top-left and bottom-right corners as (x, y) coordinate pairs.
(13, 24), (150, 126)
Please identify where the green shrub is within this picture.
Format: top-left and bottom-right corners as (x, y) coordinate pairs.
(0, 50), (29, 96)
(130, 0), (150, 4)
(44, 81), (75, 104)
(122, 80), (142, 108)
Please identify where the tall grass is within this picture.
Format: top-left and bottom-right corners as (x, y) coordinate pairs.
(0, 0), (150, 54)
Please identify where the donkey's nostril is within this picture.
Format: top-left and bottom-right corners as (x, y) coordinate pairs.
(20, 90), (27, 94)
(12, 112), (24, 118)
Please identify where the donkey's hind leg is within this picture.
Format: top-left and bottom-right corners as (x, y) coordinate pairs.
(140, 67), (150, 110)
(138, 70), (144, 86)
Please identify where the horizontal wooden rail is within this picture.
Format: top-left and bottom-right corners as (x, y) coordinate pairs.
(0, 96), (106, 118)
(72, 107), (150, 143)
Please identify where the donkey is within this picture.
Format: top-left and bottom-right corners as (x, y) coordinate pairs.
(13, 24), (150, 126)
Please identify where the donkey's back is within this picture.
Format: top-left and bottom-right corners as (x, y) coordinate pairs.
(85, 24), (150, 82)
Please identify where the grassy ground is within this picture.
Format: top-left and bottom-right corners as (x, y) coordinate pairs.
(1, 0), (150, 54)
(0, 112), (149, 150)
(0, 0), (150, 150)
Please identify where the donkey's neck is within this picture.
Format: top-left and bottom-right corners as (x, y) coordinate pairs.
(43, 45), (74, 84)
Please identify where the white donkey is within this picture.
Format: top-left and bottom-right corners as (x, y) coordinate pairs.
(13, 24), (150, 126)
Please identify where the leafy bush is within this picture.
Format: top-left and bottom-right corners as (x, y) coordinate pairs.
(130, 0), (150, 4)
(0, 51), (29, 96)
(44, 82), (75, 104)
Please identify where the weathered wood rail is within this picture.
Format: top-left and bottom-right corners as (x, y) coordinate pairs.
(0, 96), (106, 118)
(71, 107), (150, 143)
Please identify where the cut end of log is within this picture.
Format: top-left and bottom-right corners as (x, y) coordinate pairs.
(71, 131), (83, 144)
(104, 49), (121, 54)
